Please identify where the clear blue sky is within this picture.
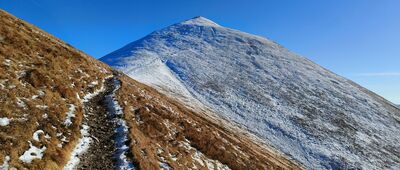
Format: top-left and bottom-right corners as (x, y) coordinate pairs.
(1, 0), (399, 104)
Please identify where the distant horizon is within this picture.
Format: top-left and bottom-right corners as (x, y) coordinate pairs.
(1, 0), (399, 104)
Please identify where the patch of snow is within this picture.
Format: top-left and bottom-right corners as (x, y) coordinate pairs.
(3, 59), (12, 66)
(105, 54), (205, 112)
(81, 82), (106, 103)
(16, 98), (26, 109)
(0, 117), (11, 126)
(32, 90), (45, 99)
(60, 136), (69, 143)
(64, 124), (91, 170)
(159, 162), (173, 170)
(192, 150), (230, 170)
(64, 104), (76, 126)
(104, 74), (114, 80)
(88, 81), (98, 88)
(356, 131), (372, 144)
(35, 105), (48, 110)
(19, 141), (47, 164)
(0, 156), (10, 169)
(157, 152), (173, 170)
(181, 16), (221, 27)
(33, 130), (44, 141)
(177, 139), (230, 169)
(16, 71), (26, 79)
(169, 153), (177, 162)
(192, 151), (205, 167)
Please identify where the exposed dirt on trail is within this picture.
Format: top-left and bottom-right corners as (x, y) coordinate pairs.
(76, 78), (117, 170)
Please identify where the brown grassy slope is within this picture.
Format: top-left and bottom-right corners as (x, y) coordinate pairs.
(0, 10), (112, 169)
(116, 74), (301, 170)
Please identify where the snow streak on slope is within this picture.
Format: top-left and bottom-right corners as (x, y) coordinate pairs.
(101, 17), (400, 169)
(110, 53), (203, 111)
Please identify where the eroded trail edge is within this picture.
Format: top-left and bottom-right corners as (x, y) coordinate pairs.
(65, 75), (135, 170)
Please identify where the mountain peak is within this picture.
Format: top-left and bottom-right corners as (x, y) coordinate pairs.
(181, 16), (220, 27)
(102, 13), (400, 169)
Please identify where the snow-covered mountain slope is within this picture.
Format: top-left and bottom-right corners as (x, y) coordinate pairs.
(101, 16), (400, 169)
(113, 53), (207, 112)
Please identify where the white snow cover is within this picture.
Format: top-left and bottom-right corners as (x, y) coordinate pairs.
(181, 16), (220, 27)
(0, 156), (10, 169)
(31, 90), (45, 100)
(101, 17), (400, 169)
(179, 139), (230, 170)
(80, 82), (106, 103)
(113, 53), (205, 111)
(16, 97), (26, 108)
(156, 148), (173, 170)
(159, 162), (173, 170)
(33, 130), (44, 141)
(193, 150), (230, 170)
(35, 105), (48, 109)
(0, 117), (10, 126)
(19, 141), (47, 164)
(64, 104), (76, 126)
(105, 77), (135, 170)
(64, 124), (91, 170)
(88, 81), (98, 87)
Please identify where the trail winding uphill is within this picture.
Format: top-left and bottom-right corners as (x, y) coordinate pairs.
(64, 75), (136, 170)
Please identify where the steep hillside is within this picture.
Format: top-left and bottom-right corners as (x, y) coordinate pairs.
(0, 10), (299, 170)
(0, 9), (113, 169)
(101, 16), (400, 169)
